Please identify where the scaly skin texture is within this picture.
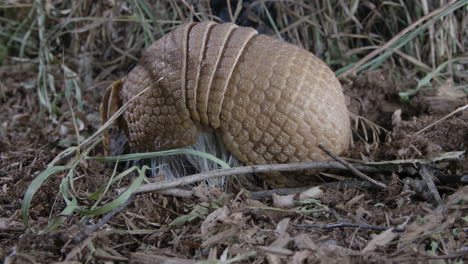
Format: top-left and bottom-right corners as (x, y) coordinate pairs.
(101, 22), (351, 187)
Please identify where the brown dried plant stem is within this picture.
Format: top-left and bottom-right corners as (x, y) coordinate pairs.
(319, 144), (388, 190)
(293, 222), (406, 232)
(128, 161), (383, 194)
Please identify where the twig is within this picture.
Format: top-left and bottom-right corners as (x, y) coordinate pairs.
(127, 161), (385, 194)
(319, 144), (387, 190)
(93, 253), (129, 262)
(419, 166), (444, 207)
(292, 222), (406, 233)
(414, 104), (467, 135)
(339, 0), (458, 77)
(65, 231), (100, 261)
(83, 195), (135, 234)
(6, 253), (38, 264)
(258, 246), (293, 256)
(157, 188), (194, 198)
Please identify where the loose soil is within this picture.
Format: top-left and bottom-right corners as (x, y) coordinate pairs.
(1, 65), (466, 263)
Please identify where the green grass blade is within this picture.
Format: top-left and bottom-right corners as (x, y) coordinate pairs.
(87, 148), (231, 169)
(399, 56), (468, 100)
(337, 0), (468, 76)
(22, 165), (71, 228)
(38, 197), (78, 235)
(135, 0), (164, 35)
(85, 166), (137, 201)
(260, 1), (283, 40)
(76, 166), (147, 216)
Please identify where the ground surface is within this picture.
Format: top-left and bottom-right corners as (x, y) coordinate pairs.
(1, 66), (466, 263)
(0, 1), (467, 263)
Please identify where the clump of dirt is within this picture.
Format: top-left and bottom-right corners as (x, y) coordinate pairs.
(383, 115), (467, 162)
(344, 70), (467, 174)
(343, 70), (411, 129)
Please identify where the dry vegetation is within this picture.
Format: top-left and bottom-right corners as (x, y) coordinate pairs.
(0, 0), (467, 263)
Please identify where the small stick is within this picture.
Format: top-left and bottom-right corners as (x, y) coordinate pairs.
(83, 195), (135, 234)
(127, 161), (384, 194)
(94, 254), (129, 262)
(292, 222), (406, 233)
(319, 144), (387, 190)
(419, 166), (444, 207)
(414, 104), (467, 135)
(157, 188), (194, 198)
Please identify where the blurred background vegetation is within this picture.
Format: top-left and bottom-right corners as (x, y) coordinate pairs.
(0, 0), (466, 119)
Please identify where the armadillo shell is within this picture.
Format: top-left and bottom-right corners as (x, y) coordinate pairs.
(119, 22), (351, 187)
(186, 21), (216, 122)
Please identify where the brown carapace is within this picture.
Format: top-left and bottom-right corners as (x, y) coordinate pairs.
(101, 22), (351, 187)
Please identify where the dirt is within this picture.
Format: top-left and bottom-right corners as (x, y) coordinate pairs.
(1, 67), (467, 262)
(343, 70), (467, 167)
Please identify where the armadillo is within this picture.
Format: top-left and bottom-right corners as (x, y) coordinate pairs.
(100, 22), (351, 187)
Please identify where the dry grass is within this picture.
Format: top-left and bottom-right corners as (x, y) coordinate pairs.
(1, 0), (466, 114)
(0, 0), (467, 263)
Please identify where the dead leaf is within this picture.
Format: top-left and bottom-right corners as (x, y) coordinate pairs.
(0, 218), (24, 231)
(12, 113), (30, 123)
(293, 233), (320, 251)
(239, 227), (261, 244)
(321, 244), (355, 264)
(291, 250), (315, 264)
(265, 252), (283, 264)
(202, 226), (239, 248)
(275, 218), (290, 237)
(272, 193), (296, 209)
(345, 194), (365, 208)
(264, 218), (292, 264)
(392, 109), (402, 133)
(201, 206), (230, 236)
(355, 206), (372, 220)
(299, 186), (324, 201)
(399, 186), (467, 246)
(192, 183), (212, 202)
(259, 246), (293, 256)
(362, 229), (399, 253)
(223, 212), (246, 226)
